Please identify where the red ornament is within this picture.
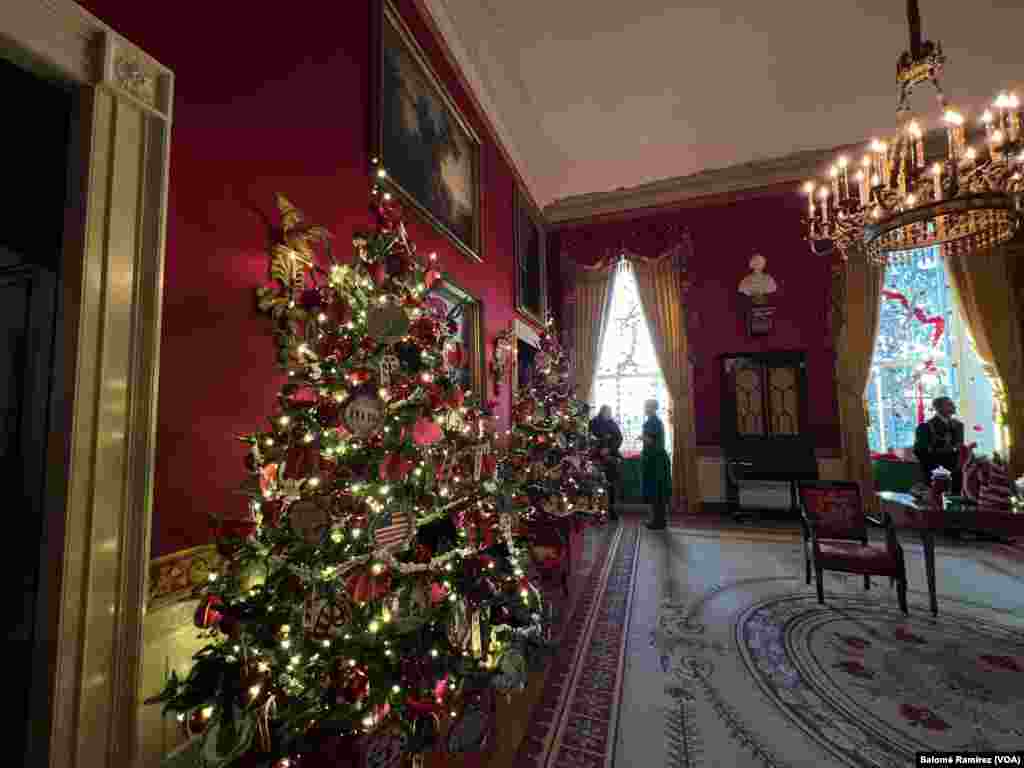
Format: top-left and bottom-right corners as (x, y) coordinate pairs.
(359, 336), (378, 355)
(287, 387), (318, 408)
(430, 582), (449, 605)
(445, 342), (465, 369)
(344, 565), (392, 602)
(482, 453), (497, 477)
(284, 442), (319, 480)
(409, 317), (438, 346)
(370, 261), (387, 285)
(424, 270), (441, 289)
(194, 595), (224, 629)
(380, 453), (413, 483)
(412, 418), (443, 446)
(348, 369), (373, 386)
(259, 463), (279, 495)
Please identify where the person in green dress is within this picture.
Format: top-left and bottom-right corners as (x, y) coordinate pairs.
(641, 399), (672, 530)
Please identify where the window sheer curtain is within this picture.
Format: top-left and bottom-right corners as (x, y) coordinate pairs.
(631, 247), (702, 516)
(945, 240), (1024, 480)
(572, 264), (615, 405)
(835, 249), (886, 514)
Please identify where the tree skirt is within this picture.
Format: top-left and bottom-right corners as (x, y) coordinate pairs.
(620, 526), (1024, 768)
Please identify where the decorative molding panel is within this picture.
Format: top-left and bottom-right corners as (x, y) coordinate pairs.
(138, 600), (206, 765)
(544, 144), (862, 225)
(5, 3), (174, 768)
(149, 546), (222, 610)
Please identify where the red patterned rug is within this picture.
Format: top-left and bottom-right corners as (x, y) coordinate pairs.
(513, 520), (641, 768)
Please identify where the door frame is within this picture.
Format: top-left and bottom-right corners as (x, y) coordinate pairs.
(2, 3), (173, 767)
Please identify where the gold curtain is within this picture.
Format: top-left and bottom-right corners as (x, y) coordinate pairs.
(945, 241), (1024, 480)
(572, 266), (615, 403)
(834, 250), (885, 512)
(632, 252), (702, 515)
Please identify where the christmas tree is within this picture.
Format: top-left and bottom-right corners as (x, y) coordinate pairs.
(149, 180), (547, 767)
(498, 322), (609, 567)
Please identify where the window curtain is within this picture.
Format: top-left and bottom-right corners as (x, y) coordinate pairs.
(945, 241), (1024, 480)
(834, 249), (885, 513)
(632, 249), (702, 516)
(572, 265), (615, 404)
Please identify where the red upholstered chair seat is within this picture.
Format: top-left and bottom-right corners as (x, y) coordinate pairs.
(815, 540), (903, 576)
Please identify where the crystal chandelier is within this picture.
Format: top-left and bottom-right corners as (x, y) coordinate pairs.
(805, 0), (1024, 265)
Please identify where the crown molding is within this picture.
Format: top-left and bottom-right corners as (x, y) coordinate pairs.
(416, 0), (542, 211)
(543, 143), (862, 225)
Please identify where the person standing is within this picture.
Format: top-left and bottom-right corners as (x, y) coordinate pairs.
(642, 399), (672, 530)
(589, 405), (623, 520)
(913, 396), (965, 494)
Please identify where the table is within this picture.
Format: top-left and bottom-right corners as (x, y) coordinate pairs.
(876, 492), (1024, 616)
(872, 459), (919, 493)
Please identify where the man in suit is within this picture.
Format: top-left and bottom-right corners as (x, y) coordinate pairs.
(913, 396), (965, 494)
(589, 405), (623, 521)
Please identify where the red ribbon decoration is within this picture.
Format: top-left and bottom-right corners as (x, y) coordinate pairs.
(881, 289), (947, 424)
(881, 289), (946, 347)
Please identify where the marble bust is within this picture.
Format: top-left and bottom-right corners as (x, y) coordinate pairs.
(738, 253), (777, 302)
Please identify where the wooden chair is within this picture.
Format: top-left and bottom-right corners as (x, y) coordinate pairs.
(798, 481), (908, 614)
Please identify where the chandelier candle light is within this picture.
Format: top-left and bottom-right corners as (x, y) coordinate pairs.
(805, 0), (1024, 265)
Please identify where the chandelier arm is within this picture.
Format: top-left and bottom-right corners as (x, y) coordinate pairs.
(906, 0), (922, 60)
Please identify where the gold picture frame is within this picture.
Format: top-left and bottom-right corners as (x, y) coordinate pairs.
(426, 276), (486, 402)
(373, 1), (483, 263)
(514, 184), (547, 325)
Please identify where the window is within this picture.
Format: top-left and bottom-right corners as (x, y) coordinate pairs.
(591, 265), (672, 456)
(867, 246), (999, 455)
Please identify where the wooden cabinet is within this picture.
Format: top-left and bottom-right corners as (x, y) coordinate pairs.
(719, 351), (817, 518)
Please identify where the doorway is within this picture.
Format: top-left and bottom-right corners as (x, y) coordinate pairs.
(0, 55), (72, 768)
(3, 4), (174, 765)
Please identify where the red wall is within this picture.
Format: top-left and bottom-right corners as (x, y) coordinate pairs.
(551, 188), (842, 453)
(77, 0), (528, 557)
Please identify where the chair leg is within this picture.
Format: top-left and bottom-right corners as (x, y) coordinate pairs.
(864, 575), (870, 590)
(815, 566), (825, 604)
(805, 545), (812, 585)
(897, 578), (908, 615)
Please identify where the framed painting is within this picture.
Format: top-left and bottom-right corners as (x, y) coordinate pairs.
(374, 2), (482, 262)
(514, 185), (546, 325)
(513, 317), (541, 392)
(424, 276), (485, 402)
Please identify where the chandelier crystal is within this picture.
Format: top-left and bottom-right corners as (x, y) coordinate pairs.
(804, 0), (1024, 265)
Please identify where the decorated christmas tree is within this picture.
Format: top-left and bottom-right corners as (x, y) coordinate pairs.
(498, 322), (609, 556)
(148, 181), (547, 767)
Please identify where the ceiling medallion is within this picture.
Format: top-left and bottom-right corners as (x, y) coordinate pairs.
(804, 0), (1024, 265)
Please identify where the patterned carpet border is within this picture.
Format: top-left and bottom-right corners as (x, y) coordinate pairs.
(513, 522), (640, 768)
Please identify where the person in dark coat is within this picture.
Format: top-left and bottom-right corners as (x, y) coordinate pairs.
(913, 396), (965, 494)
(589, 405), (623, 520)
(641, 399), (672, 530)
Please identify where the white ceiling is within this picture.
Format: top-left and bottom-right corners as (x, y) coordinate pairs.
(430, 0), (1024, 209)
